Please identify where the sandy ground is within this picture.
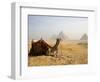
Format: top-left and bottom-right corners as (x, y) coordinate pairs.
(28, 40), (88, 66)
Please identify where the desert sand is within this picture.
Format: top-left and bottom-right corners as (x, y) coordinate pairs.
(28, 40), (88, 66)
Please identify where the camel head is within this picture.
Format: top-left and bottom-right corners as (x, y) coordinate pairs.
(56, 38), (62, 42)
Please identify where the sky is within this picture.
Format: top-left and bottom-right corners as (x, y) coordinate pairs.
(28, 15), (88, 40)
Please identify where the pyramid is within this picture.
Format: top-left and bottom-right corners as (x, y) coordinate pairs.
(80, 34), (88, 40)
(57, 31), (69, 40)
(51, 31), (69, 40)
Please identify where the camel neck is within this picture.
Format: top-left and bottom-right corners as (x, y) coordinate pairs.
(53, 40), (60, 48)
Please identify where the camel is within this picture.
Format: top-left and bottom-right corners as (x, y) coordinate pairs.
(28, 38), (61, 57)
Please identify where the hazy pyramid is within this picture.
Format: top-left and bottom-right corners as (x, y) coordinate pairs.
(57, 31), (69, 40)
(51, 31), (69, 40)
(80, 34), (88, 40)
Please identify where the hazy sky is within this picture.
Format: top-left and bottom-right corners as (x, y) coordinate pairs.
(28, 15), (88, 40)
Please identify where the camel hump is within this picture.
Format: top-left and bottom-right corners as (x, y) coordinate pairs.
(29, 39), (52, 56)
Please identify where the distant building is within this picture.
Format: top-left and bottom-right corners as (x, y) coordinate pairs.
(51, 31), (69, 40)
(57, 31), (69, 40)
(80, 34), (88, 40)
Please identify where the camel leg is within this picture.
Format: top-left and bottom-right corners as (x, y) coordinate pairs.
(54, 50), (58, 57)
